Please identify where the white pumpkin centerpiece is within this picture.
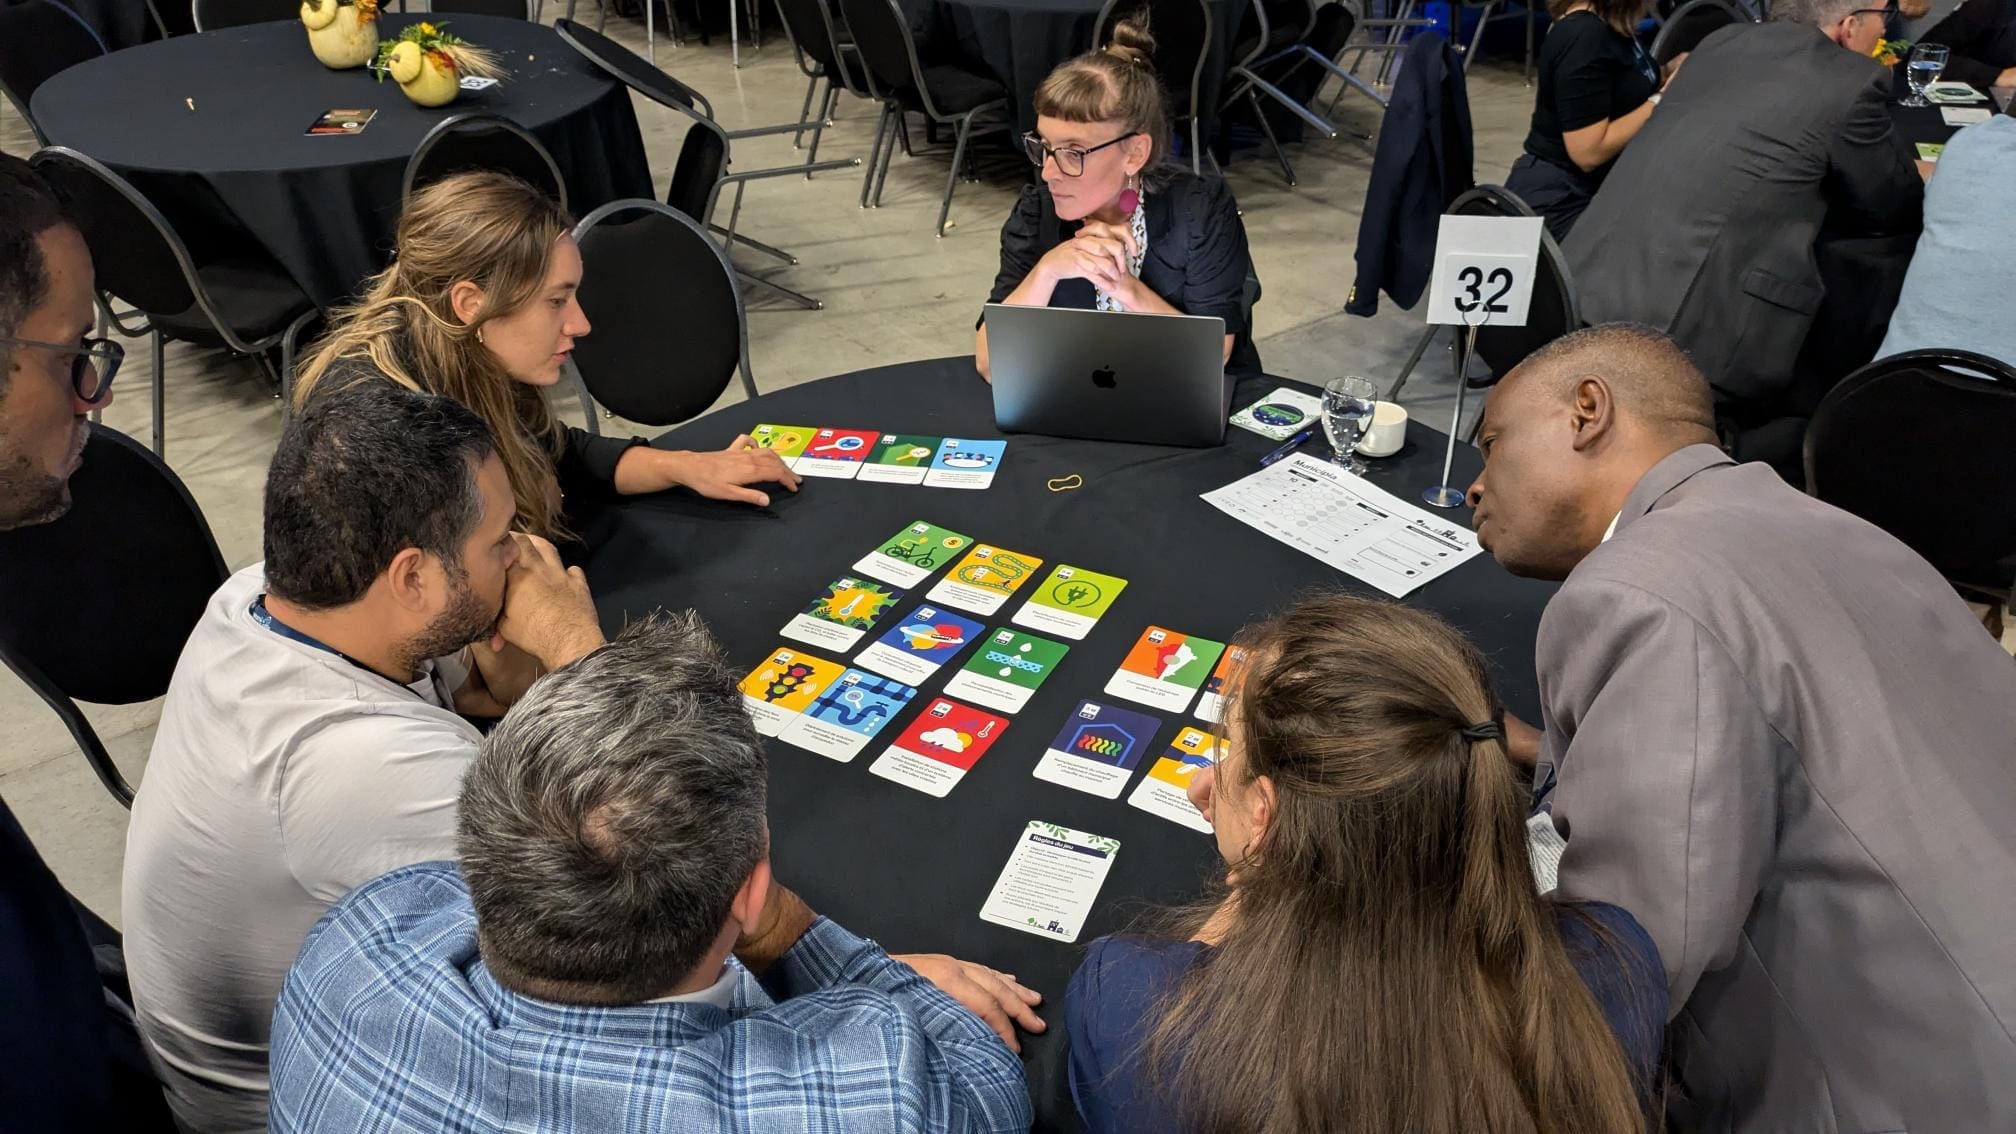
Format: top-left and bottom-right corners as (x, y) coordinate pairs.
(371, 22), (501, 108)
(299, 0), (379, 70)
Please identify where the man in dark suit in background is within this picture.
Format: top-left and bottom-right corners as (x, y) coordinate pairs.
(1564, 0), (1922, 474)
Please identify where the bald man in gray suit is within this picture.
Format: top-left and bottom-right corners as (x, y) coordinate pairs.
(1468, 324), (2016, 1131)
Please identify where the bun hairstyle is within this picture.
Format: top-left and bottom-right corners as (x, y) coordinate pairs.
(1032, 11), (1171, 172)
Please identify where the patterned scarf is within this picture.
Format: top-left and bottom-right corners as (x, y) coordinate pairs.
(1093, 191), (1150, 312)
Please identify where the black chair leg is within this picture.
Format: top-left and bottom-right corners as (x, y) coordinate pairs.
(872, 111), (899, 207)
(149, 328), (165, 457)
(1247, 88), (1297, 186)
(860, 103), (892, 208)
(805, 83), (837, 177)
(1387, 324), (1439, 401)
(793, 72), (820, 147)
(937, 114), (975, 237)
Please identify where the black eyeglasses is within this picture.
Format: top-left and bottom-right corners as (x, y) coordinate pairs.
(1022, 131), (1140, 177)
(1, 336), (122, 404)
(1851, 5), (1899, 31)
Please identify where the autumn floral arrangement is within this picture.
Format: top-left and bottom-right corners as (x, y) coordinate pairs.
(371, 21), (501, 107)
(1872, 35), (1912, 67)
(299, 0), (381, 70)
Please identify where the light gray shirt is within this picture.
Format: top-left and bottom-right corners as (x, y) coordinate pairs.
(1537, 445), (2016, 1131)
(1879, 114), (2016, 364)
(123, 565), (482, 1134)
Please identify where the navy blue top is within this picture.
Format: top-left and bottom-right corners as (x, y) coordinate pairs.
(1066, 901), (1667, 1133)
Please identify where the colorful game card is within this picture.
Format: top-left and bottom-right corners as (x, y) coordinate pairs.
(1032, 700), (1163, 799)
(1229, 386), (1324, 440)
(856, 434), (944, 486)
(979, 821), (1120, 943)
(776, 667), (919, 763)
(1010, 564), (1128, 641)
(1127, 725), (1224, 832)
(941, 628), (1070, 714)
(926, 543), (1045, 616)
(853, 604), (983, 685)
(781, 575), (903, 652)
(750, 424), (813, 469)
(854, 521), (974, 589)
(922, 438), (1008, 490)
(1193, 645), (1248, 724)
(1103, 625), (1228, 713)
(868, 697), (1009, 797)
(737, 646), (846, 737)
(794, 428), (881, 479)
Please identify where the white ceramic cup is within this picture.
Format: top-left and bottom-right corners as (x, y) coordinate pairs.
(1355, 401), (1408, 457)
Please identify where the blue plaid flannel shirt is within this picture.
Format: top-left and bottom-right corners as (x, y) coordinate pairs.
(270, 862), (1033, 1132)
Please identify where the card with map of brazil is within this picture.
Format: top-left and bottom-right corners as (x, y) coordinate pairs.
(857, 434), (944, 485)
(1011, 563), (1128, 640)
(781, 575), (904, 651)
(1103, 625), (1227, 713)
(776, 667), (920, 763)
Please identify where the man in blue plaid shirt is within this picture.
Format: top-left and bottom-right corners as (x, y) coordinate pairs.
(269, 614), (1040, 1133)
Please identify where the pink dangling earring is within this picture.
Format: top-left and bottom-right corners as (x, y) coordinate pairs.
(1116, 174), (1140, 215)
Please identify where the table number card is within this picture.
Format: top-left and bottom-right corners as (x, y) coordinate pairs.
(854, 521), (974, 589)
(1127, 725), (1225, 832)
(869, 697), (1009, 797)
(794, 428), (881, 478)
(1193, 645), (1247, 724)
(1103, 625), (1227, 713)
(1424, 214), (1544, 328)
(857, 434), (944, 485)
(941, 628), (1070, 715)
(737, 646), (847, 737)
(750, 424), (813, 469)
(921, 438), (1007, 490)
(927, 543), (1046, 616)
(1032, 699), (1164, 799)
(776, 667), (919, 763)
(781, 575), (904, 652)
(1010, 564), (1128, 640)
(979, 821), (1120, 943)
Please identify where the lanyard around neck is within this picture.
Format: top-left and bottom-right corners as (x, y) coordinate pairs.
(251, 595), (425, 693)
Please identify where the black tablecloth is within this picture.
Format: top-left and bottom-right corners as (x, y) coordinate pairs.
(31, 15), (654, 308)
(575, 356), (1555, 1130)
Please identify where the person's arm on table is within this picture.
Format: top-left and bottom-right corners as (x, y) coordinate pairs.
(1825, 69), (1926, 233)
(1541, 578), (1778, 1010)
(558, 424), (801, 508)
(976, 186), (1049, 382)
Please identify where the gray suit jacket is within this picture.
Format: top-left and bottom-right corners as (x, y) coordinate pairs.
(1564, 23), (1922, 403)
(1536, 445), (2016, 1132)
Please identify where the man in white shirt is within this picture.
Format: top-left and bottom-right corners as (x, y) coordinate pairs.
(123, 382), (607, 1133)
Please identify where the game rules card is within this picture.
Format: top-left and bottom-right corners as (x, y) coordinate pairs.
(857, 435), (943, 485)
(1192, 645), (1247, 724)
(776, 667), (918, 763)
(737, 646), (846, 737)
(781, 575), (903, 652)
(868, 697), (1009, 797)
(1104, 626), (1227, 713)
(1011, 564), (1128, 640)
(853, 604), (984, 686)
(854, 521), (973, 589)
(941, 628), (1069, 714)
(750, 424), (813, 469)
(794, 428), (881, 478)
(922, 438), (1008, 490)
(1033, 700), (1163, 799)
(979, 821), (1120, 943)
(1127, 725), (1224, 832)
(927, 544), (1045, 616)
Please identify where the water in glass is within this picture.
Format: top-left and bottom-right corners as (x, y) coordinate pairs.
(1322, 376), (1378, 474)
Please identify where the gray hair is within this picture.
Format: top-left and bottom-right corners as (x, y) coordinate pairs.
(1771, 0), (1864, 29)
(457, 612), (768, 1005)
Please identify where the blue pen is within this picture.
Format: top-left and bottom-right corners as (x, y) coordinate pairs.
(1259, 426), (1318, 467)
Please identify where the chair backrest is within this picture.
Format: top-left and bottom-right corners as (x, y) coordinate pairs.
(772, 0), (847, 78)
(1230, 0), (1315, 65)
(191, 0), (297, 30)
(569, 199), (750, 425)
(1093, 0), (1211, 116)
(838, 0), (928, 101)
(31, 147), (208, 322)
(555, 19), (728, 218)
(1651, 0), (1746, 68)
(0, 423), (227, 802)
(426, 0), (530, 15)
(1446, 185), (1579, 376)
(403, 112), (568, 210)
(0, 0), (106, 144)
(1805, 349), (2016, 592)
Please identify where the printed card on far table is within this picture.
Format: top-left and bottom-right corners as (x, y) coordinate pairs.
(853, 520), (974, 589)
(1127, 725), (1225, 832)
(737, 646), (846, 737)
(1229, 387), (1323, 440)
(781, 575), (904, 652)
(1010, 564), (1127, 640)
(1033, 699), (1164, 799)
(857, 434), (943, 485)
(926, 543), (1045, 616)
(868, 697), (1009, 797)
(979, 821), (1120, 943)
(1192, 645), (1247, 724)
(921, 438), (1007, 490)
(794, 428), (880, 478)
(852, 604), (984, 686)
(776, 667), (919, 763)
(750, 424), (813, 469)
(1103, 625), (1227, 713)
(941, 628), (1069, 714)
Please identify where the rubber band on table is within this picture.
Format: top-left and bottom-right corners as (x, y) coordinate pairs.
(1047, 474), (1084, 492)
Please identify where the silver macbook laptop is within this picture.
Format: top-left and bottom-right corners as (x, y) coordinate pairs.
(985, 304), (1232, 447)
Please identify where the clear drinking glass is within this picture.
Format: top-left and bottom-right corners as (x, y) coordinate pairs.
(1905, 43), (1949, 107)
(1321, 376), (1379, 476)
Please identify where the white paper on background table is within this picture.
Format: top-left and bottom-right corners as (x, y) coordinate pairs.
(1941, 106), (1992, 126)
(1925, 81), (1987, 103)
(1127, 726), (1224, 833)
(1201, 453), (1481, 598)
(979, 821), (1120, 943)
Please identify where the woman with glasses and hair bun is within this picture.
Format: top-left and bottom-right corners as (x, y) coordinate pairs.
(974, 12), (1260, 382)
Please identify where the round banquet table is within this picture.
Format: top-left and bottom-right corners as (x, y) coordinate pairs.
(573, 357), (1556, 1130)
(31, 14), (655, 309)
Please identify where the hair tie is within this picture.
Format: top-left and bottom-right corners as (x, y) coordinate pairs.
(1459, 720), (1504, 743)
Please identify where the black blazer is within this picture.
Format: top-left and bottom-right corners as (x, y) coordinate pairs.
(1346, 32), (1474, 317)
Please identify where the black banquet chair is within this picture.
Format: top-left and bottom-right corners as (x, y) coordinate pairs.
(1805, 349), (2016, 617)
(1220, 0), (1378, 186)
(32, 147), (320, 455)
(427, 0), (534, 16)
(1651, 0), (1748, 69)
(772, 0), (875, 172)
(555, 17), (855, 309)
(0, 423), (228, 807)
(403, 112), (569, 210)
(567, 198), (757, 433)
(0, 0), (107, 146)
(191, 0), (297, 30)
(1093, 0), (1212, 175)
(840, 0), (1012, 237)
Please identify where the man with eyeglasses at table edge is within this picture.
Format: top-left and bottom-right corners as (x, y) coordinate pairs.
(0, 153), (177, 1129)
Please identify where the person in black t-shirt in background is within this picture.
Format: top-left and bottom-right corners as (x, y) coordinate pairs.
(1507, 0), (1681, 238)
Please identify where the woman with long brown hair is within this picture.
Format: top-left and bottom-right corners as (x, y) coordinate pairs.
(1067, 594), (1665, 1133)
(293, 171), (798, 541)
